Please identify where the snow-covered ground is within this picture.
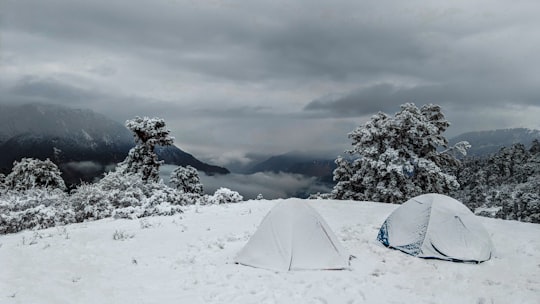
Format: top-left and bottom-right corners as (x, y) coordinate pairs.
(1, 199), (539, 304)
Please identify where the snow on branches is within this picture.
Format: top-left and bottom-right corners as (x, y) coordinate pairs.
(332, 103), (466, 203)
(208, 187), (243, 204)
(170, 165), (204, 195)
(4, 158), (66, 191)
(119, 117), (174, 183)
(454, 140), (540, 223)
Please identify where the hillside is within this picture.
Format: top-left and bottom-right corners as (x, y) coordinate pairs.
(450, 128), (540, 156)
(1, 199), (538, 303)
(0, 103), (228, 184)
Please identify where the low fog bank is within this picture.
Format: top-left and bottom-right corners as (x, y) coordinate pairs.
(160, 165), (332, 200)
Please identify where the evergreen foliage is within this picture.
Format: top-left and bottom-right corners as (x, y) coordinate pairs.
(4, 158), (66, 191)
(208, 187), (243, 204)
(0, 173), (5, 191)
(332, 103), (466, 203)
(455, 140), (540, 223)
(119, 117), (174, 183)
(0, 189), (74, 234)
(170, 165), (204, 195)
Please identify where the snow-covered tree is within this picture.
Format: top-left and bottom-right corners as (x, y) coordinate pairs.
(454, 140), (540, 223)
(332, 103), (466, 203)
(0, 173), (6, 192)
(170, 165), (204, 195)
(4, 158), (66, 191)
(118, 117), (174, 183)
(208, 187), (243, 204)
(530, 139), (540, 154)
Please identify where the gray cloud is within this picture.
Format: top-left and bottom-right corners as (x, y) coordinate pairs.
(304, 81), (540, 118)
(1, 0), (540, 164)
(62, 161), (104, 175)
(5, 0), (536, 85)
(3, 76), (103, 105)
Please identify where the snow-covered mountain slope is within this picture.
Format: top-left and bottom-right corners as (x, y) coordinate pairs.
(0, 103), (229, 184)
(1, 199), (538, 304)
(0, 103), (131, 145)
(449, 128), (540, 156)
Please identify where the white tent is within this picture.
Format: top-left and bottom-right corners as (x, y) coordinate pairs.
(377, 193), (493, 263)
(235, 200), (351, 271)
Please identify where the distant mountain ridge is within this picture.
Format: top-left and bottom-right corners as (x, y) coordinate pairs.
(0, 103), (228, 185)
(249, 152), (337, 184)
(449, 128), (540, 156)
(248, 128), (540, 183)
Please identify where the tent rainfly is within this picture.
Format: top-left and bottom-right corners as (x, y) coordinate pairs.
(377, 193), (493, 263)
(235, 200), (351, 271)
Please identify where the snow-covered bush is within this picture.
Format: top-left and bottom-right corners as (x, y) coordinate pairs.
(208, 187), (243, 204)
(68, 171), (202, 224)
(0, 189), (74, 234)
(332, 103), (466, 203)
(69, 183), (116, 222)
(69, 169), (202, 222)
(0, 159), (73, 234)
(170, 165), (204, 195)
(119, 116), (174, 183)
(308, 192), (333, 200)
(4, 158), (66, 191)
(112, 230), (134, 241)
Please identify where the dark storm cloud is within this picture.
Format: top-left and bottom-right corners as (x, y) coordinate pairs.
(2, 76), (103, 105)
(0, 75), (271, 123)
(0, 0), (459, 83)
(304, 81), (540, 117)
(4, 1), (539, 91)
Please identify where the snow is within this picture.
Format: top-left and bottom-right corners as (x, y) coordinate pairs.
(1, 199), (539, 304)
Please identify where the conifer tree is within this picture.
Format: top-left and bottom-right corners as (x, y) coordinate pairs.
(4, 158), (66, 191)
(170, 165), (204, 195)
(118, 117), (174, 183)
(332, 103), (467, 203)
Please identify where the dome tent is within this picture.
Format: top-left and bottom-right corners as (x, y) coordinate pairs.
(377, 193), (493, 263)
(235, 200), (351, 271)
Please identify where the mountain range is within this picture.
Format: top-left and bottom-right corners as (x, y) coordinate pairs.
(249, 152), (337, 184)
(1, 103), (538, 187)
(448, 128), (540, 156)
(0, 103), (228, 185)
(246, 128), (540, 183)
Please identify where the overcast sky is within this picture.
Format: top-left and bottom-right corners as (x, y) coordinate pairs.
(1, 0), (539, 166)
